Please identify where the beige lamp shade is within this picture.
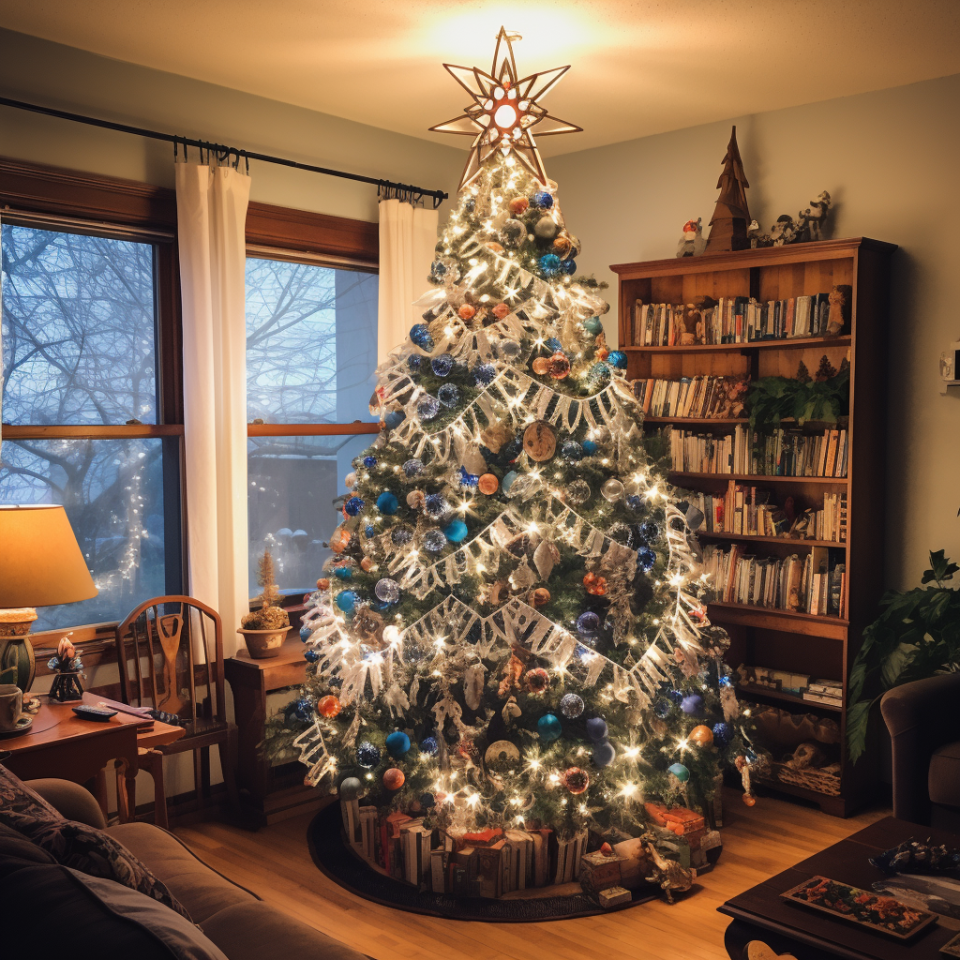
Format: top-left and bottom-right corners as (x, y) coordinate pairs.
(0, 505), (98, 607)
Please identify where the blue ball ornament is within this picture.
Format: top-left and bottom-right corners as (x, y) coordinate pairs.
(681, 693), (704, 716)
(626, 494), (642, 512)
(587, 362), (612, 384)
(304, 649), (320, 663)
(576, 611), (601, 639)
(423, 529), (447, 552)
(431, 354), (454, 377)
(539, 254), (562, 277)
(718, 675), (733, 688)
(443, 519), (469, 543)
(417, 394), (440, 421)
(344, 496), (364, 517)
(364, 525), (376, 538)
(419, 737), (439, 756)
(532, 191), (554, 209)
(640, 521), (661, 543)
(636, 546), (657, 571)
(585, 717), (608, 742)
(438, 383), (460, 408)
(335, 590), (358, 615)
(561, 440), (584, 462)
(592, 740), (617, 767)
(333, 565), (353, 580)
(430, 259), (447, 280)
(665, 688), (683, 705)
(300, 624), (313, 642)
(363, 456), (377, 468)
(712, 722), (733, 746)
(424, 493), (449, 518)
(410, 323), (434, 350)
(356, 741), (381, 769)
(545, 337), (563, 352)
(384, 409), (405, 430)
(560, 693), (584, 718)
(473, 362), (496, 386)
(385, 731), (411, 759)
(653, 697), (672, 718)
(458, 467), (479, 488)
(563, 258), (577, 275)
(403, 458), (423, 478)
(502, 437), (523, 461)
(537, 713), (562, 743)
(419, 792), (436, 808)
(607, 350), (628, 369)
(667, 762), (690, 782)
(501, 470), (519, 494)
(582, 440), (598, 456)
(294, 697), (313, 721)
(583, 317), (603, 336)
(408, 354), (422, 372)
(377, 491), (399, 515)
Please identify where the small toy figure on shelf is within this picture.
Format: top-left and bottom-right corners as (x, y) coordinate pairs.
(826, 284), (852, 336)
(747, 219), (765, 248)
(770, 215), (799, 245)
(807, 190), (832, 240)
(48, 636), (84, 702)
(676, 218), (706, 258)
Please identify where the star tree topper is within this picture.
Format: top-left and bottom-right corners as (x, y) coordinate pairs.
(430, 27), (582, 189)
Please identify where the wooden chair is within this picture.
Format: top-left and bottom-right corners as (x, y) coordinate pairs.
(113, 596), (239, 826)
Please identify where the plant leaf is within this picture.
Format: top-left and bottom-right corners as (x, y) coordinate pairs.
(880, 642), (917, 689)
(846, 698), (876, 764)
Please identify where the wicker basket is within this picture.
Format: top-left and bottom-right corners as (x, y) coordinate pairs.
(774, 761), (841, 796)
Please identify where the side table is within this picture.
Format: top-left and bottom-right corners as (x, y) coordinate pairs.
(225, 636), (325, 827)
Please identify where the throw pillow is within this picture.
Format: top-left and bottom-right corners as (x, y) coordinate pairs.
(0, 764), (190, 918)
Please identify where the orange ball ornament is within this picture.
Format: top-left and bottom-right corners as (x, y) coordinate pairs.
(549, 352), (571, 380)
(531, 357), (551, 376)
(552, 235), (572, 257)
(478, 473), (499, 495)
(598, 347), (610, 361)
(360, 556), (376, 572)
(484, 241), (504, 254)
(509, 197), (529, 215)
(742, 793), (757, 807)
(492, 303), (510, 319)
(330, 526), (351, 554)
(316, 578), (330, 590)
(562, 766), (590, 795)
(382, 768), (405, 791)
(532, 587), (551, 607)
(317, 695), (342, 718)
(458, 304), (476, 321)
(689, 724), (714, 747)
(583, 572), (607, 596)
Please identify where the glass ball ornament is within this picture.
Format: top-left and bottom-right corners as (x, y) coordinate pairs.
(681, 693), (704, 716)
(403, 458), (423, 478)
(344, 496), (364, 517)
(563, 767), (590, 795)
(585, 717), (608, 742)
(473, 362), (496, 385)
(565, 479), (592, 506)
(382, 768), (405, 791)
(317, 695), (341, 718)
(501, 470), (519, 495)
(335, 590), (358, 615)
(636, 546), (657, 572)
(293, 696), (313, 721)
(423, 529), (447, 552)
(563, 258), (577, 275)
(601, 478), (624, 502)
(639, 521), (661, 543)
(407, 354), (422, 373)
(625, 494), (643, 512)
(560, 693), (584, 718)
(299, 624), (313, 642)
(363, 455), (377, 468)
(587, 362), (612, 384)
(417, 394), (440, 421)
(609, 522), (632, 545)
(443, 519), (468, 543)
(582, 439), (598, 456)
(409, 323), (434, 350)
(498, 339), (522, 361)
(576, 611), (600, 639)
(539, 253), (562, 277)
(667, 762), (690, 783)
(438, 383), (460, 408)
(384, 409), (405, 429)
(561, 440), (584, 462)
(424, 493), (449, 518)
(376, 491), (399, 515)
(391, 526), (413, 545)
(375, 578), (400, 604)
(712, 722), (733, 746)
(500, 218), (526, 245)
(583, 317), (603, 336)
(524, 667), (550, 694)
(532, 191), (554, 209)
(549, 352), (571, 379)
(592, 740), (616, 767)
(338, 776), (363, 801)
(304, 649), (320, 664)
(607, 350), (628, 369)
(431, 353), (454, 377)
(419, 736), (439, 756)
(537, 713), (562, 742)
(356, 741), (381, 769)
(385, 730), (411, 758)
(429, 258), (448, 281)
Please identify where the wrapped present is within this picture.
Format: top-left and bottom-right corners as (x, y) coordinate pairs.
(612, 837), (650, 889)
(598, 885), (632, 908)
(579, 850), (626, 895)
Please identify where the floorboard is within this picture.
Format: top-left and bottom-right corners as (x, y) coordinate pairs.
(176, 788), (888, 960)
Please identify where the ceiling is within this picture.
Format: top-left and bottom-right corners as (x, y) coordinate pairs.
(1, 0), (959, 156)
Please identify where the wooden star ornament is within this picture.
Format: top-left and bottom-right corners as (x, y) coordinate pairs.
(430, 27), (582, 189)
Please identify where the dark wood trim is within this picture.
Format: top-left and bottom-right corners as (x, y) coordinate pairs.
(247, 422), (381, 437)
(246, 201), (378, 265)
(2, 425), (184, 439)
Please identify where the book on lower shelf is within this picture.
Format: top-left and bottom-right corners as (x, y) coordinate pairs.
(632, 374), (749, 419)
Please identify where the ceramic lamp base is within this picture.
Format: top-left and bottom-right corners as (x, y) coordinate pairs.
(0, 608), (38, 692)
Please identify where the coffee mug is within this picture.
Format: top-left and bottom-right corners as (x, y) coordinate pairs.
(0, 684), (23, 732)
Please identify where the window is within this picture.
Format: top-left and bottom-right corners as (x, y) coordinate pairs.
(0, 221), (182, 631)
(245, 254), (379, 594)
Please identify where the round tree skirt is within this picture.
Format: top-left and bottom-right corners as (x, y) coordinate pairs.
(307, 803), (657, 922)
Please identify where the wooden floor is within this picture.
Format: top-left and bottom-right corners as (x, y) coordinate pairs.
(177, 789), (888, 960)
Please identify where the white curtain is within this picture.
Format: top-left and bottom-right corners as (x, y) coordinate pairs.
(377, 199), (439, 363)
(175, 162), (251, 655)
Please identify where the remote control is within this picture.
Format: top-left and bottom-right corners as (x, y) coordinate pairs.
(72, 705), (118, 722)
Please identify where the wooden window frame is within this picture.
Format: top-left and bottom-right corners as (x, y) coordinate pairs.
(0, 156), (381, 662)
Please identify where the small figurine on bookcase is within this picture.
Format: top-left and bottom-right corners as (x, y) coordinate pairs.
(815, 355), (838, 382)
(826, 284), (852, 336)
(747, 219), (765, 248)
(48, 636), (84, 702)
(770, 215), (799, 246)
(807, 191), (832, 241)
(676, 218), (706, 258)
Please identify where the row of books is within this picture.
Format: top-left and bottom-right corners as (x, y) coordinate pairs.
(668, 426), (849, 478)
(629, 292), (837, 347)
(688, 484), (847, 542)
(632, 375), (748, 419)
(701, 544), (847, 617)
(737, 664), (843, 706)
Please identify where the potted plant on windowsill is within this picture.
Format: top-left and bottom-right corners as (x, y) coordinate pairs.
(238, 549), (290, 659)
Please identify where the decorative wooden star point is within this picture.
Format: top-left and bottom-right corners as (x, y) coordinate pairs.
(430, 27), (581, 189)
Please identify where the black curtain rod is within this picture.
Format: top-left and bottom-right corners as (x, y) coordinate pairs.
(0, 94), (448, 207)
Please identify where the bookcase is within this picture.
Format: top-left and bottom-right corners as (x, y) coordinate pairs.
(611, 238), (897, 816)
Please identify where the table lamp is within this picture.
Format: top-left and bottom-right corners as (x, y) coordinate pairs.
(0, 505), (98, 692)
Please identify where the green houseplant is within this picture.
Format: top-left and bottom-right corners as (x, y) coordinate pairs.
(847, 550), (960, 762)
(747, 357), (849, 436)
(238, 549), (290, 660)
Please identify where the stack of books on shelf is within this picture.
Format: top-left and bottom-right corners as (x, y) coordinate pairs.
(803, 679), (844, 707)
(668, 425), (848, 478)
(630, 293), (835, 347)
(631, 375), (749, 419)
(687, 484), (847, 542)
(736, 665), (844, 707)
(701, 544), (846, 617)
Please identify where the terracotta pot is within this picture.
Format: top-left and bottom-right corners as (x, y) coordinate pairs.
(237, 627), (287, 659)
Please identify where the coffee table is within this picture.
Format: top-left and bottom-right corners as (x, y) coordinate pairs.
(719, 817), (960, 960)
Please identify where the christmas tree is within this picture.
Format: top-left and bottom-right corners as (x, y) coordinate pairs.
(268, 28), (757, 899)
(704, 125), (751, 253)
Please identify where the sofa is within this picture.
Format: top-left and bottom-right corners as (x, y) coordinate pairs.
(1, 775), (368, 960)
(881, 672), (960, 830)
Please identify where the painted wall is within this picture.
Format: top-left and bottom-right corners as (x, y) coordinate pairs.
(0, 28), (461, 220)
(549, 73), (960, 591)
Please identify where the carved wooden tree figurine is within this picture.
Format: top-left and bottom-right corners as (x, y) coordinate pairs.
(705, 125), (751, 253)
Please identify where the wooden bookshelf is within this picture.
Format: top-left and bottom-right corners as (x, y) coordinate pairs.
(612, 237), (897, 817)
